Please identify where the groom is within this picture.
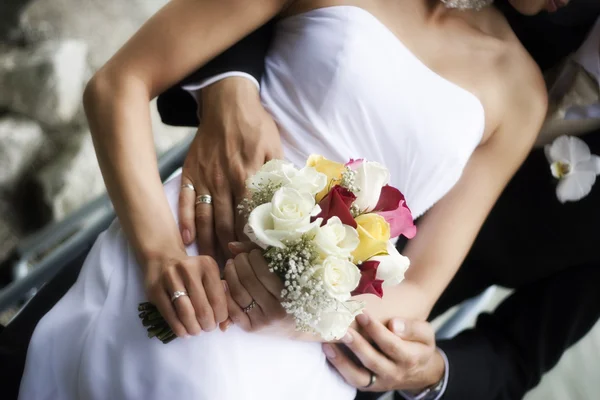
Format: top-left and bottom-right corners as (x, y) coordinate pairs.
(156, 1), (600, 399)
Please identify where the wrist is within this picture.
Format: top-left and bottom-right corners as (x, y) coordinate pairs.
(423, 348), (446, 389)
(201, 76), (261, 116)
(133, 223), (187, 270)
(401, 348), (445, 395)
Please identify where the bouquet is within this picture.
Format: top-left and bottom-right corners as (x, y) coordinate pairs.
(139, 155), (416, 342)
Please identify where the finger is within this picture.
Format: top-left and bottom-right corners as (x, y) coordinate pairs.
(234, 253), (282, 315)
(164, 270), (202, 336)
(153, 290), (188, 338)
(199, 256), (228, 325)
(224, 260), (266, 330)
(183, 272), (216, 332)
(322, 344), (374, 390)
(356, 313), (412, 362)
(223, 281), (251, 331)
(211, 181), (237, 257)
(178, 174), (197, 245)
(232, 179), (249, 242)
(223, 258), (256, 311)
(389, 318), (435, 347)
(228, 241), (259, 255)
(248, 249), (284, 299)
(341, 328), (395, 376)
(194, 185), (216, 258)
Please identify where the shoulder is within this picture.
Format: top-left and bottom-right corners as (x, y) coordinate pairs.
(490, 41), (548, 150)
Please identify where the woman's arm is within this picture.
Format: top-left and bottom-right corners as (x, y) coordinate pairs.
(157, 21), (276, 128)
(83, 0), (291, 337)
(359, 53), (549, 322)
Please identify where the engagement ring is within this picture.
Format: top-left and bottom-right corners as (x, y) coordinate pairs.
(170, 291), (189, 303)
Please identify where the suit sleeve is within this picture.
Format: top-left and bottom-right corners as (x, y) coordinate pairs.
(156, 20), (276, 127)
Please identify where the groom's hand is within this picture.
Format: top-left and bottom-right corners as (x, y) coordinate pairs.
(322, 313), (445, 393)
(177, 78), (283, 258)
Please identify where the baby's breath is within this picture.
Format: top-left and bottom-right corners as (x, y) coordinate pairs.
(263, 235), (334, 334)
(340, 167), (358, 193)
(237, 181), (282, 218)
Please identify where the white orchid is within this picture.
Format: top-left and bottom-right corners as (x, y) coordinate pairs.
(545, 135), (600, 203)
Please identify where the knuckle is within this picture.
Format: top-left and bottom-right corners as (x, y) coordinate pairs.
(362, 359), (378, 372)
(385, 342), (403, 360)
(175, 261), (192, 277)
(177, 306), (195, 322)
(403, 354), (419, 370)
(200, 257), (220, 276)
(211, 171), (226, 187)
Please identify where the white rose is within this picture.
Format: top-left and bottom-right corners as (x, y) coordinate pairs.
(312, 300), (364, 341)
(246, 159), (299, 191)
(246, 187), (322, 248)
(370, 241), (410, 288)
(316, 255), (361, 302)
(352, 161), (390, 211)
(288, 166), (328, 196)
(313, 217), (359, 259)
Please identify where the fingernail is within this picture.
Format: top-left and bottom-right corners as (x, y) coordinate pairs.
(225, 259), (234, 268)
(182, 229), (191, 244)
(220, 319), (232, 332)
(342, 332), (353, 344)
(392, 319), (406, 336)
(322, 344), (336, 359)
(222, 281), (228, 292)
(356, 313), (369, 326)
(228, 242), (243, 251)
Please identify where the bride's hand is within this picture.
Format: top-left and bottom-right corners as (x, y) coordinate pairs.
(222, 244), (290, 333)
(143, 253), (228, 337)
(178, 78), (283, 259)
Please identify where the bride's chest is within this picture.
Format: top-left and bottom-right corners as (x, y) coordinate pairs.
(266, 6), (486, 157)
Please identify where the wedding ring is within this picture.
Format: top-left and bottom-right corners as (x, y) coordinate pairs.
(181, 183), (195, 192)
(242, 300), (257, 313)
(195, 194), (213, 205)
(363, 371), (377, 388)
(170, 290), (189, 303)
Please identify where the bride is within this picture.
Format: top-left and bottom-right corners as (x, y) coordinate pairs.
(19, 0), (550, 399)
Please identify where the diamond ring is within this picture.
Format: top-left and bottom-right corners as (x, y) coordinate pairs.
(170, 291), (189, 303)
(242, 300), (257, 313)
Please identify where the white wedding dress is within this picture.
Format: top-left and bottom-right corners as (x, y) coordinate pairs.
(19, 6), (484, 400)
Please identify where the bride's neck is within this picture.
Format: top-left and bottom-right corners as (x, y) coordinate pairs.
(424, 0), (511, 39)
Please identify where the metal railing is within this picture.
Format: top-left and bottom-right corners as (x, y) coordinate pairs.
(0, 135), (193, 312)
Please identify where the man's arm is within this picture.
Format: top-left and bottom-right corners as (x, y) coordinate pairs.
(156, 20), (276, 127)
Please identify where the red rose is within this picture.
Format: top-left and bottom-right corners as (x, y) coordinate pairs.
(373, 185), (416, 239)
(352, 260), (384, 298)
(313, 185), (357, 228)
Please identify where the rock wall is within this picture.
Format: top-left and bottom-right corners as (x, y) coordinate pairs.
(0, 0), (193, 263)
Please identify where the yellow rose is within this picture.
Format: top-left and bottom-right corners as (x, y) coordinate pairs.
(306, 154), (345, 201)
(352, 213), (390, 263)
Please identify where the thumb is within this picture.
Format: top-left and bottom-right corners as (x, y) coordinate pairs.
(389, 318), (435, 347)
